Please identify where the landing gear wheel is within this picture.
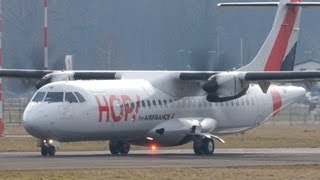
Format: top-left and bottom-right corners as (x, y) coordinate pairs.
(48, 146), (56, 156)
(193, 137), (214, 155)
(41, 146), (48, 156)
(193, 140), (203, 155)
(119, 142), (130, 155)
(202, 138), (214, 155)
(109, 141), (120, 155)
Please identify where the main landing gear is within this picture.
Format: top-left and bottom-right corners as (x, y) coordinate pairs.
(193, 137), (214, 155)
(109, 141), (131, 155)
(38, 139), (58, 156)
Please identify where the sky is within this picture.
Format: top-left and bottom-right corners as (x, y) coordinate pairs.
(2, 0), (320, 93)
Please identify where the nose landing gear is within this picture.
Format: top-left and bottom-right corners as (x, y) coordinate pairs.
(38, 139), (59, 156)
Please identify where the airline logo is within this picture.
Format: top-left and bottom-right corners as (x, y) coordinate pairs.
(95, 95), (176, 123)
(95, 95), (140, 123)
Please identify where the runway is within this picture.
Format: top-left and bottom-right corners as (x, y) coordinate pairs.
(1, 148), (320, 170)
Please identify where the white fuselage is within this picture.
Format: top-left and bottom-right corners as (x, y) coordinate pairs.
(23, 79), (305, 146)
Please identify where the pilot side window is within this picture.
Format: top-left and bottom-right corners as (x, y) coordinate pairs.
(32, 92), (46, 102)
(74, 92), (86, 103)
(65, 92), (78, 103)
(44, 92), (63, 102)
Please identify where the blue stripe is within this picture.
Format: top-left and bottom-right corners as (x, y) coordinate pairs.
(280, 42), (297, 71)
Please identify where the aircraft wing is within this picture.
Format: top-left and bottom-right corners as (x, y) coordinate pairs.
(244, 71), (320, 81)
(0, 69), (53, 79)
(181, 71), (320, 97)
(179, 71), (320, 81)
(0, 69), (118, 80)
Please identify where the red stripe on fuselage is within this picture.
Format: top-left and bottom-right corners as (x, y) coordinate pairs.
(264, 0), (300, 71)
(271, 89), (282, 116)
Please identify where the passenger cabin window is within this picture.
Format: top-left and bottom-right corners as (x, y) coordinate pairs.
(240, 98), (244, 106)
(152, 100), (157, 108)
(158, 100), (162, 107)
(74, 92), (86, 103)
(246, 98), (250, 106)
(44, 92), (63, 102)
(65, 92), (78, 103)
(147, 100), (151, 108)
(142, 100), (146, 108)
(32, 92), (46, 102)
(164, 100), (168, 108)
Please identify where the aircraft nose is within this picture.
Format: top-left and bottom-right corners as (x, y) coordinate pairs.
(23, 105), (50, 139)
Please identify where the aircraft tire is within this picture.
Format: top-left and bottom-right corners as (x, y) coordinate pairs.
(109, 141), (120, 155)
(119, 142), (130, 155)
(202, 138), (214, 155)
(41, 146), (48, 156)
(48, 146), (56, 156)
(193, 141), (203, 155)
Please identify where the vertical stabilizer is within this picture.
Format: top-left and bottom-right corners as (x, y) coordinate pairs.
(238, 0), (301, 71)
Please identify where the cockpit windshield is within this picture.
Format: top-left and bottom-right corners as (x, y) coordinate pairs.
(31, 92), (46, 102)
(44, 92), (64, 102)
(31, 91), (86, 103)
(65, 92), (78, 103)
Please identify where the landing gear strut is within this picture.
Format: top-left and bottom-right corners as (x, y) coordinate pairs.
(193, 137), (214, 155)
(109, 141), (130, 155)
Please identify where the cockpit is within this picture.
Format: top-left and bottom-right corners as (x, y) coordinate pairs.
(31, 91), (86, 103)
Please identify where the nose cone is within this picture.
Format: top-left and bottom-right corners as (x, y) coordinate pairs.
(23, 104), (51, 139)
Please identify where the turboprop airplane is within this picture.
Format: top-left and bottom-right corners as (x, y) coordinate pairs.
(2, 0), (320, 156)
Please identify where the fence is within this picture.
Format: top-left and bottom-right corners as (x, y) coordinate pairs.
(3, 98), (29, 125)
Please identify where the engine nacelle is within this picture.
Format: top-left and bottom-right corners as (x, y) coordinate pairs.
(36, 71), (74, 89)
(203, 72), (249, 102)
(144, 118), (217, 146)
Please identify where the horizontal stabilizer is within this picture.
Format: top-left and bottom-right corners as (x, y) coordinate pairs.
(218, 2), (320, 7)
(287, 2), (320, 6)
(217, 2), (279, 7)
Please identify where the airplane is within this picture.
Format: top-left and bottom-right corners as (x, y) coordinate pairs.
(2, 0), (320, 156)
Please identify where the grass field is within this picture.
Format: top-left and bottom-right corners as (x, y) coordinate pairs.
(0, 165), (320, 180)
(1, 123), (320, 179)
(1, 124), (320, 152)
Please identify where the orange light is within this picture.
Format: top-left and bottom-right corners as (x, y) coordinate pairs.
(151, 144), (157, 151)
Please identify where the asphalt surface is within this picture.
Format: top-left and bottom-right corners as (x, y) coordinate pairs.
(1, 148), (320, 170)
